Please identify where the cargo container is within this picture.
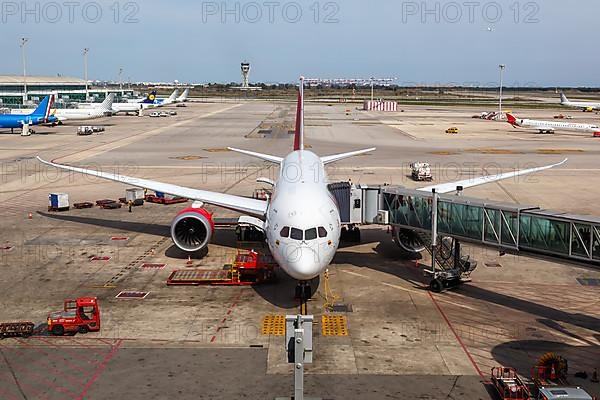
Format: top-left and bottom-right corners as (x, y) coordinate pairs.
(48, 193), (69, 211)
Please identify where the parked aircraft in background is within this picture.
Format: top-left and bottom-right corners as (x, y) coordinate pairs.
(560, 93), (600, 112)
(507, 113), (600, 135)
(175, 88), (190, 103)
(0, 95), (56, 134)
(51, 94), (114, 123)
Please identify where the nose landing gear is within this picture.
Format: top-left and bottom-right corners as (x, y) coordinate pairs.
(295, 281), (312, 315)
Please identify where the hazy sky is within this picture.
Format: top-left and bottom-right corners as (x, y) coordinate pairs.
(0, 0), (597, 86)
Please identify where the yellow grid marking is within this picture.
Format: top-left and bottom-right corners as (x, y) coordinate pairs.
(261, 314), (285, 336)
(321, 315), (348, 336)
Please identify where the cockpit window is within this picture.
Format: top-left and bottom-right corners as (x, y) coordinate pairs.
(305, 228), (317, 240)
(318, 226), (327, 238)
(280, 226), (290, 238)
(290, 228), (303, 240)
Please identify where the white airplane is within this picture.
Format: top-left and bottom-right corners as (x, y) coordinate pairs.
(507, 113), (600, 134)
(129, 89), (180, 108)
(37, 77), (568, 295)
(79, 94), (143, 115)
(560, 93), (600, 112)
(50, 94), (114, 123)
(175, 88), (190, 103)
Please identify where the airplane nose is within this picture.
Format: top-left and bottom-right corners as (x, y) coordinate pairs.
(284, 246), (324, 280)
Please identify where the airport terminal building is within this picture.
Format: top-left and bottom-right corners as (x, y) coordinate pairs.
(0, 75), (134, 107)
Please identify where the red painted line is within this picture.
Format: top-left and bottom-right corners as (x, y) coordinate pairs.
(210, 290), (243, 343)
(76, 339), (123, 400)
(0, 378), (51, 400)
(13, 338), (93, 377)
(7, 345), (87, 389)
(33, 337), (99, 365)
(68, 337), (108, 356)
(94, 337), (117, 346)
(0, 386), (22, 400)
(428, 292), (488, 382)
(6, 357), (79, 398)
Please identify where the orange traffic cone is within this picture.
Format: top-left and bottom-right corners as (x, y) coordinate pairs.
(187, 255), (192, 265)
(550, 364), (557, 380)
(27, 212), (32, 219)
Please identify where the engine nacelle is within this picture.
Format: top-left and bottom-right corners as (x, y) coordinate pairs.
(392, 227), (426, 253)
(170, 207), (214, 252)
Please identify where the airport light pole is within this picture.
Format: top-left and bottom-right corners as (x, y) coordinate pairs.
(499, 64), (506, 116)
(20, 38), (29, 104)
(83, 48), (89, 101)
(118, 67), (123, 96)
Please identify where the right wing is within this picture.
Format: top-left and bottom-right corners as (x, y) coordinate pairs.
(37, 157), (268, 218)
(417, 159), (567, 194)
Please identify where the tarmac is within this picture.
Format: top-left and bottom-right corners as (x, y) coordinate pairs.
(0, 99), (599, 399)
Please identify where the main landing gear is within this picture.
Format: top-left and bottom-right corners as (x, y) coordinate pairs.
(340, 225), (361, 243)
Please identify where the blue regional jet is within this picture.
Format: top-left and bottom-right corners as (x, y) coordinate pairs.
(0, 95), (57, 134)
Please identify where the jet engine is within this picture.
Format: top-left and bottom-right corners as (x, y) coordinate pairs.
(392, 227), (426, 253)
(170, 207), (214, 252)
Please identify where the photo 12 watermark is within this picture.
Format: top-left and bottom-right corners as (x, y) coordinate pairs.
(1, 1), (140, 23)
(401, 1), (540, 24)
(201, 1), (340, 24)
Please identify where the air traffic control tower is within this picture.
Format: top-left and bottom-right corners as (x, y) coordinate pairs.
(241, 62), (250, 89)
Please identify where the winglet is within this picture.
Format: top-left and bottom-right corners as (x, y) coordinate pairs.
(293, 76), (304, 151)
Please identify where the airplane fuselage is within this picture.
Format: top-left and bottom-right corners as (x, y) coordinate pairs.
(264, 150), (341, 280)
(515, 117), (599, 133)
(0, 115), (44, 128)
(562, 100), (600, 111)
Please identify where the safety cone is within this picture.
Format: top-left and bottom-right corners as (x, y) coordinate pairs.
(187, 255), (192, 265)
(550, 364), (557, 380)
(27, 212), (32, 219)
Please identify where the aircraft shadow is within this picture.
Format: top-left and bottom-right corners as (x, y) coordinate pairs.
(38, 211), (318, 308)
(333, 228), (427, 290)
(491, 339), (599, 380)
(334, 228), (600, 334)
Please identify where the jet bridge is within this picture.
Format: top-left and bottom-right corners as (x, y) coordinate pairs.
(329, 182), (600, 284)
(378, 186), (600, 267)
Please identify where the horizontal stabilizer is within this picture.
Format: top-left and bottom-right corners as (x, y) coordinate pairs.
(227, 147), (283, 164)
(321, 147), (376, 165)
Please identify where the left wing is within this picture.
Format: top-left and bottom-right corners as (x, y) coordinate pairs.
(37, 157), (268, 218)
(417, 159), (567, 194)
